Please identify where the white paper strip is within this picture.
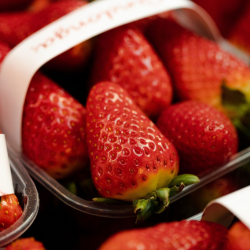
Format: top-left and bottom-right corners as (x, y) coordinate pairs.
(0, 134), (14, 196)
(0, 0), (220, 152)
(202, 185), (250, 229)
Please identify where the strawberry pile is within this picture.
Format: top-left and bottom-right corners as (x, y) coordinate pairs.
(0, 0), (249, 227)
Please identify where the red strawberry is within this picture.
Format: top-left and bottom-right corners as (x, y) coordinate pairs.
(0, 194), (23, 232)
(0, 41), (88, 179)
(192, 0), (249, 38)
(228, 4), (250, 56)
(98, 220), (229, 250)
(86, 82), (179, 202)
(89, 24), (173, 119)
(228, 221), (250, 250)
(85, 82), (199, 222)
(157, 101), (238, 175)
(22, 72), (89, 179)
(0, 0), (34, 11)
(146, 18), (250, 137)
(0, 0), (92, 72)
(6, 237), (45, 250)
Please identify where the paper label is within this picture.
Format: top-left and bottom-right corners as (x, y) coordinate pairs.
(202, 185), (250, 229)
(0, 0), (220, 152)
(0, 134), (14, 196)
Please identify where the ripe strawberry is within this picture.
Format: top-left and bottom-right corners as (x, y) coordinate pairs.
(157, 101), (238, 175)
(0, 0), (92, 72)
(98, 220), (229, 250)
(228, 221), (250, 250)
(146, 18), (250, 137)
(6, 237), (45, 250)
(89, 24), (173, 119)
(0, 194), (23, 232)
(192, 0), (249, 38)
(22, 72), (89, 179)
(86, 82), (179, 202)
(228, 4), (250, 55)
(0, 0), (34, 11)
(0, 41), (88, 179)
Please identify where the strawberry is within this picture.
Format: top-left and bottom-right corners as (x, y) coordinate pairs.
(0, 0), (34, 12)
(87, 81), (178, 200)
(86, 82), (199, 221)
(6, 237), (45, 250)
(89, 24), (173, 120)
(98, 220), (229, 250)
(228, 4), (250, 56)
(192, 0), (249, 38)
(22, 72), (89, 179)
(146, 18), (250, 138)
(156, 101), (238, 175)
(0, 41), (88, 179)
(0, 194), (23, 232)
(0, 0), (92, 72)
(228, 221), (250, 250)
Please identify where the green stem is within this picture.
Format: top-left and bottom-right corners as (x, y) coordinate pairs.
(154, 188), (170, 214)
(168, 174), (200, 187)
(169, 183), (185, 197)
(133, 198), (157, 223)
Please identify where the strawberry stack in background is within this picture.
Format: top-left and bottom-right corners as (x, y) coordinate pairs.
(1, 0), (250, 249)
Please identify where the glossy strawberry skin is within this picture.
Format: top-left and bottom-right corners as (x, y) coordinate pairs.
(86, 82), (179, 201)
(146, 18), (250, 117)
(22, 72), (88, 179)
(98, 220), (228, 250)
(6, 237), (45, 250)
(228, 221), (250, 250)
(89, 25), (173, 120)
(0, 194), (23, 232)
(0, 0), (92, 72)
(157, 101), (238, 175)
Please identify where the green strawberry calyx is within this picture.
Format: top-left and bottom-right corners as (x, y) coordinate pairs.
(93, 174), (199, 223)
(221, 82), (250, 139)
